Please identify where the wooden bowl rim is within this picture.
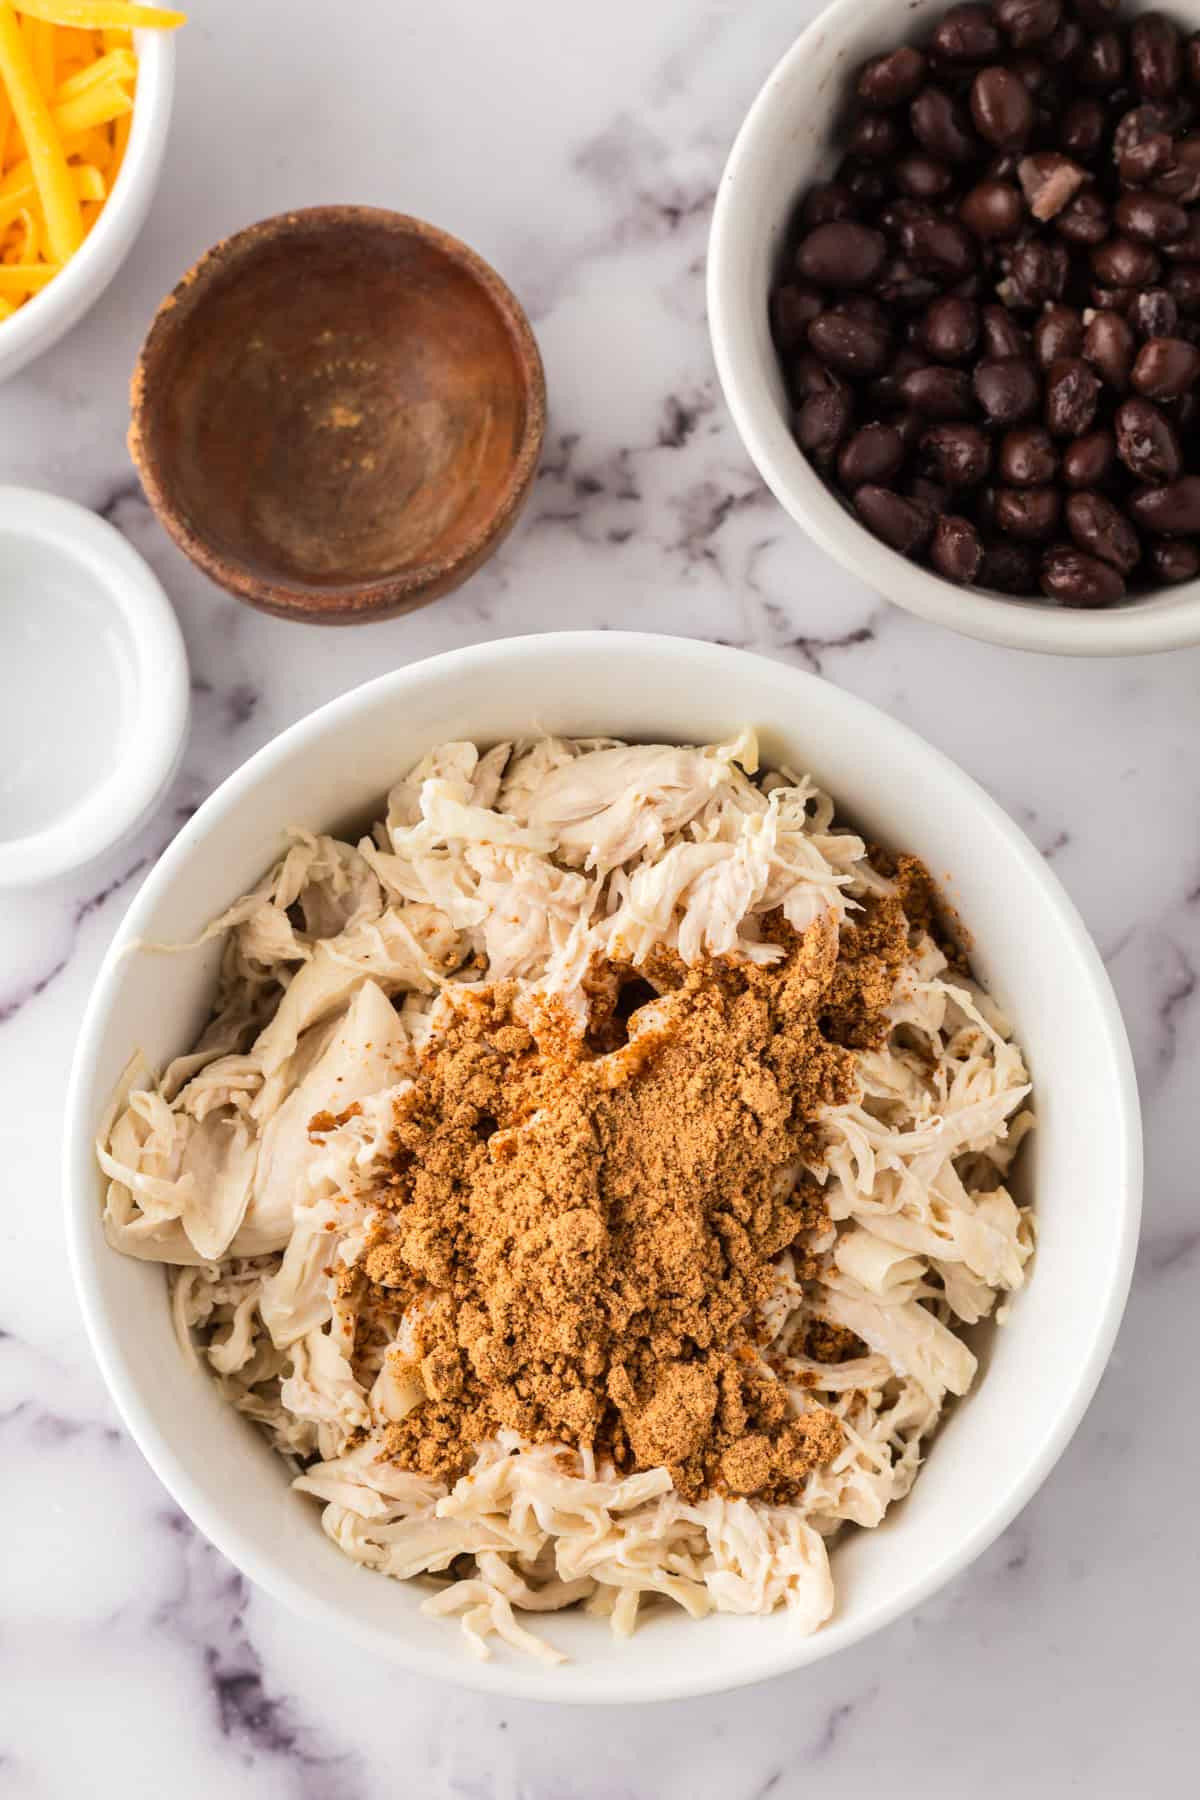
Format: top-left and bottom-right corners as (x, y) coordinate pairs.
(128, 205), (546, 624)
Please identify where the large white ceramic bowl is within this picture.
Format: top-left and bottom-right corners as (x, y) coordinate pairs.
(708, 0), (1200, 657)
(0, 26), (174, 384)
(65, 634), (1141, 1702)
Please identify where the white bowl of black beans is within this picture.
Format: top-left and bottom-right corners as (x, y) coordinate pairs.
(708, 0), (1200, 654)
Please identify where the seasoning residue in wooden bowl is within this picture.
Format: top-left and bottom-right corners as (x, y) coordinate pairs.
(129, 207), (545, 623)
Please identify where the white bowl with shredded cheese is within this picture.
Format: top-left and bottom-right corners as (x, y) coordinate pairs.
(63, 633), (1141, 1701)
(0, 20), (174, 384)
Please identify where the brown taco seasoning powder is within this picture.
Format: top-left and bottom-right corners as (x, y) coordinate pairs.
(344, 876), (927, 1504)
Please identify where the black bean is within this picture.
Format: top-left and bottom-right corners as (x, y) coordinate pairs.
(1130, 477), (1200, 533)
(1188, 32), (1200, 92)
(1152, 137), (1200, 206)
(1034, 305), (1085, 367)
(910, 86), (978, 163)
(1011, 50), (1057, 97)
(1055, 191), (1110, 245)
(848, 113), (904, 163)
(1089, 283), (1137, 316)
(919, 295), (981, 361)
(788, 350), (845, 400)
(960, 178), (1025, 239)
(895, 153), (954, 199)
(845, 166), (891, 212)
(994, 484), (1062, 539)
(808, 311), (892, 377)
(837, 422), (906, 489)
(877, 257), (943, 311)
(971, 67), (1036, 147)
(920, 421), (992, 485)
(857, 46), (928, 107)
(908, 475), (953, 511)
(932, 4), (1002, 64)
(1017, 151), (1088, 221)
(796, 222), (888, 288)
(1131, 14), (1183, 102)
(975, 355), (1041, 422)
(839, 294), (890, 329)
(1167, 265), (1200, 315)
(1008, 237), (1069, 306)
(1091, 236), (1161, 287)
(900, 364), (976, 417)
(1171, 390), (1200, 433)
(770, 284), (824, 354)
(1044, 18), (1084, 66)
(1148, 537), (1200, 581)
(1116, 396), (1184, 481)
(879, 196), (934, 237)
(1128, 288), (1179, 339)
(995, 0), (1061, 50)
(1040, 546), (1127, 603)
(981, 540), (1039, 591)
(867, 344), (927, 410)
(854, 484), (935, 553)
(1112, 104), (1175, 175)
(1078, 31), (1125, 94)
(1082, 311), (1135, 391)
(1045, 356), (1102, 436)
(931, 514), (985, 583)
(901, 214), (978, 280)
(1063, 427), (1117, 487)
(1065, 491), (1141, 571)
(1164, 214), (1200, 262)
(1062, 99), (1106, 162)
(999, 424), (1059, 484)
(1118, 131), (1175, 188)
(982, 303), (1029, 359)
(1131, 335), (1200, 399)
(1075, 0), (1119, 22)
(798, 183), (857, 230)
(795, 387), (853, 464)
(1114, 191), (1189, 244)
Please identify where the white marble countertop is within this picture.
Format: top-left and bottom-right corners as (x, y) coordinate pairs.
(2, 0), (1197, 1792)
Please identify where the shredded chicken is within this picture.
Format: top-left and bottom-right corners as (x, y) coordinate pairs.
(100, 733), (1034, 1663)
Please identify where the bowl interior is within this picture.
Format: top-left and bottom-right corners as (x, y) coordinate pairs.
(707, 0), (1200, 654)
(131, 210), (542, 612)
(0, 526), (135, 841)
(65, 635), (1139, 1702)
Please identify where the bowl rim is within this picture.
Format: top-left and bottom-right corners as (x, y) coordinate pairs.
(706, 0), (1200, 658)
(0, 25), (175, 377)
(127, 204), (548, 624)
(64, 632), (1142, 1702)
(0, 485), (188, 886)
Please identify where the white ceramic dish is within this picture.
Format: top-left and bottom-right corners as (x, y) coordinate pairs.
(65, 633), (1140, 1702)
(0, 26), (174, 384)
(707, 0), (1200, 657)
(0, 486), (188, 886)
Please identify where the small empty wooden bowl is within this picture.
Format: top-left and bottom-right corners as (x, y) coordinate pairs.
(129, 207), (546, 623)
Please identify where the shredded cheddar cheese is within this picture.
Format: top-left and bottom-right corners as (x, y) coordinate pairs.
(0, 0), (184, 324)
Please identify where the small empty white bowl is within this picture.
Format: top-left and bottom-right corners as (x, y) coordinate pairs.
(0, 487), (188, 886)
(707, 0), (1200, 657)
(0, 26), (174, 383)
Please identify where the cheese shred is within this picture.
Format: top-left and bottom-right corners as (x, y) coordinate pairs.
(0, 0), (185, 321)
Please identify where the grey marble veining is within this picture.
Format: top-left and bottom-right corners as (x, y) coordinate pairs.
(1, 0), (1197, 1793)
